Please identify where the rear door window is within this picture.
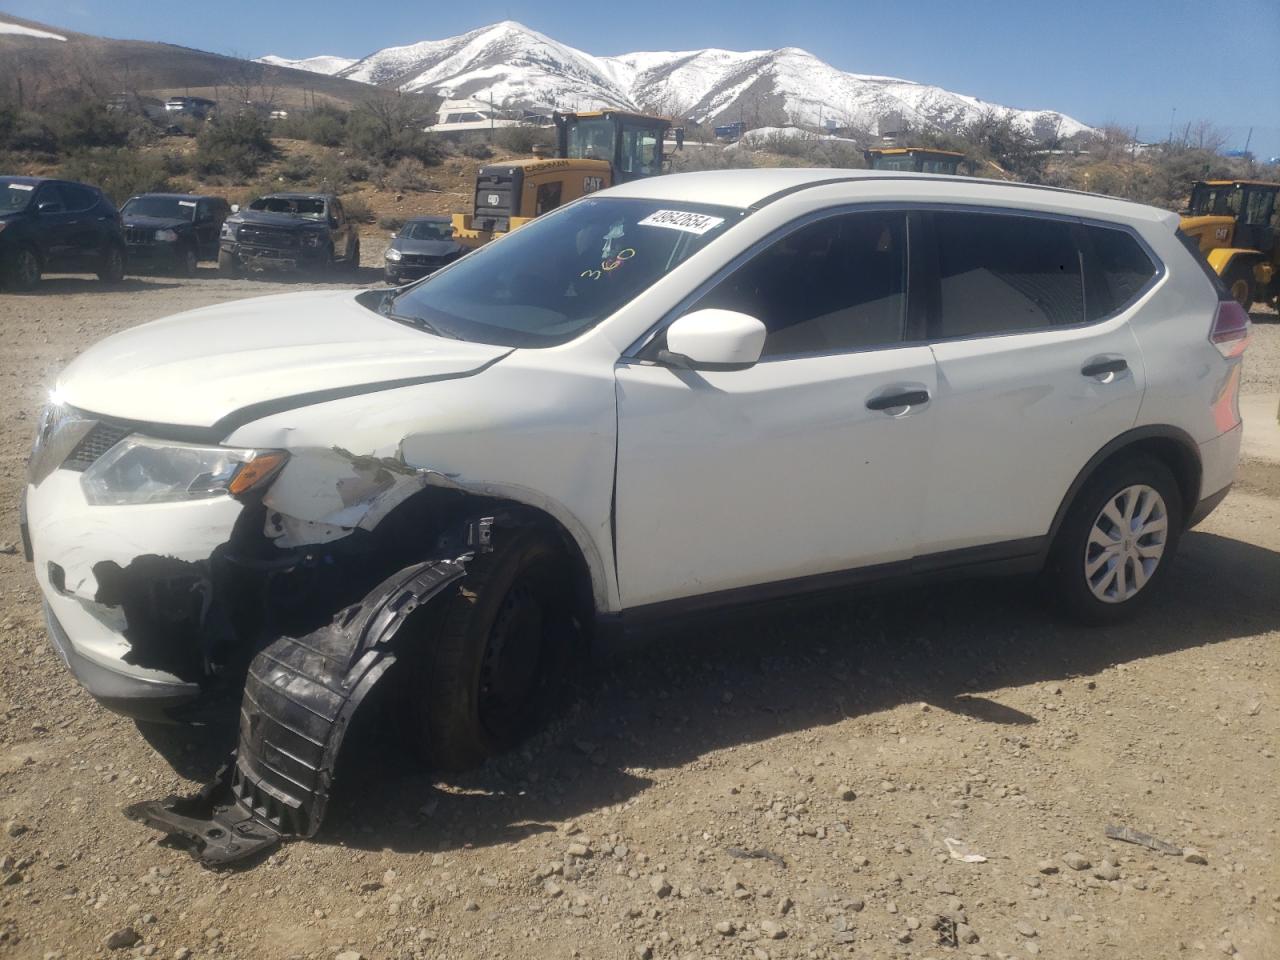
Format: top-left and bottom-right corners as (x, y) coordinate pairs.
(929, 211), (1084, 338)
(696, 210), (908, 357)
(59, 183), (98, 212)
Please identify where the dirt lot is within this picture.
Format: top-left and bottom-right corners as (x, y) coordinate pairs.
(0, 276), (1277, 960)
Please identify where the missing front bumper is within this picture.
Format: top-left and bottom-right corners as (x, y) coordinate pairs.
(125, 555), (469, 865)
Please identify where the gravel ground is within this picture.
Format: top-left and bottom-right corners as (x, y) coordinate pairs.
(0, 276), (1276, 960)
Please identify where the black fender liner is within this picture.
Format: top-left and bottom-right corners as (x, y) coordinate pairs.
(125, 555), (470, 865)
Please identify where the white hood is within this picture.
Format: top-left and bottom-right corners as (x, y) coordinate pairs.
(55, 290), (512, 429)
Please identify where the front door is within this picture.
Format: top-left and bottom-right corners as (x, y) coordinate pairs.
(614, 209), (937, 609)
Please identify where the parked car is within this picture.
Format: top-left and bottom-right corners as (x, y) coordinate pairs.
(0, 176), (126, 290)
(218, 192), (359, 277)
(23, 169), (1249, 862)
(383, 215), (464, 283)
(121, 193), (231, 276)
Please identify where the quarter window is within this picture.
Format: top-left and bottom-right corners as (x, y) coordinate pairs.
(930, 211), (1084, 338)
(1084, 225), (1157, 319)
(696, 211), (908, 357)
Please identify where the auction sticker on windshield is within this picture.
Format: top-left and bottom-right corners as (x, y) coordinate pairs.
(638, 209), (726, 235)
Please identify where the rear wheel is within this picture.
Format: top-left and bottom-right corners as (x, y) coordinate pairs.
(5, 245), (41, 291)
(1223, 260), (1256, 310)
(217, 249), (240, 278)
(97, 244), (125, 283)
(415, 527), (577, 770)
(1044, 455), (1184, 625)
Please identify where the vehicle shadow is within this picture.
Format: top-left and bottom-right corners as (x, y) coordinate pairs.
(306, 527), (1280, 856)
(9, 276), (183, 294)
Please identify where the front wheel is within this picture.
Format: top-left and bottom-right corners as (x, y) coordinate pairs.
(1044, 456), (1184, 625)
(5, 245), (41, 291)
(97, 244), (125, 283)
(1223, 261), (1255, 311)
(217, 249), (240, 278)
(415, 527), (578, 770)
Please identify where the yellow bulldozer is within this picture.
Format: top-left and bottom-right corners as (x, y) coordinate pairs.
(452, 109), (670, 249)
(1179, 179), (1279, 309)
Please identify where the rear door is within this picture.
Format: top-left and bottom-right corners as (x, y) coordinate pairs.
(614, 208), (937, 609)
(31, 183), (76, 266)
(58, 183), (108, 264)
(915, 209), (1153, 557)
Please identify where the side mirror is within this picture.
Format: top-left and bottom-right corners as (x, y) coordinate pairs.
(658, 308), (766, 371)
(37, 201), (63, 214)
(230, 203), (240, 213)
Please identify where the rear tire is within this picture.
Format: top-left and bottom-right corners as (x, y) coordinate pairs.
(97, 244), (125, 283)
(4, 245), (41, 291)
(416, 527), (577, 770)
(217, 249), (240, 278)
(1223, 261), (1255, 310)
(1044, 455), (1184, 626)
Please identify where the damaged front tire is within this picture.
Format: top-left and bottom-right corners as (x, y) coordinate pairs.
(419, 527), (577, 770)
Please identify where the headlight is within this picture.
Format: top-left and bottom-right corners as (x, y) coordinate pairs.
(384, 248), (403, 261)
(301, 232), (323, 247)
(154, 228), (179, 242)
(220, 223), (237, 239)
(80, 436), (288, 505)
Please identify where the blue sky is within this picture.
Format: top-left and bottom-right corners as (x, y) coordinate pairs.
(6, 0), (1279, 157)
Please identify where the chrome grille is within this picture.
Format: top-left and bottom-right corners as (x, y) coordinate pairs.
(125, 226), (153, 245)
(63, 422), (131, 472)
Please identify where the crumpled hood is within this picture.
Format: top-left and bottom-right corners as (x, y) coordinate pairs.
(230, 210), (325, 230)
(122, 214), (190, 231)
(55, 290), (512, 430)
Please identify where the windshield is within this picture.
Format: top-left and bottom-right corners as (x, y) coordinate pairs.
(1188, 185), (1240, 217)
(249, 196), (326, 218)
(400, 219), (453, 241)
(385, 197), (743, 347)
(0, 179), (36, 215)
(564, 117), (616, 161)
(122, 196), (197, 221)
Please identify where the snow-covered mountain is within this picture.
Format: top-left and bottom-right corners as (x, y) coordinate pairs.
(256, 53), (357, 75)
(274, 21), (1091, 138)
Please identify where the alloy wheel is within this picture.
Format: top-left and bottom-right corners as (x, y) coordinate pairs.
(1084, 483), (1168, 603)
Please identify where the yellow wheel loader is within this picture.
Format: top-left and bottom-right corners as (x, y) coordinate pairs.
(1179, 179), (1279, 309)
(864, 147), (964, 175)
(451, 110), (670, 250)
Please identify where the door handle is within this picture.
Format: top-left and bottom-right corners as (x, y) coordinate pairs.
(866, 389), (930, 411)
(1081, 357), (1128, 379)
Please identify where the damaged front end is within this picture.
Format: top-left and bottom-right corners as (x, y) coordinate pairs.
(126, 531), (487, 865)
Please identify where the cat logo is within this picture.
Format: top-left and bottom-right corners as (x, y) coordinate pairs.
(486, 193), (501, 207)
(1215, 226), (1229, 241)
(583, 176), (605, 194)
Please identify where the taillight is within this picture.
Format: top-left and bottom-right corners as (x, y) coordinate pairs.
(1210, 300), (1250, 358)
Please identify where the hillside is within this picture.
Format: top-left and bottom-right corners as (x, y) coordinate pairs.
(263, 20), (1090, 138)
(0, 12), (375, 109)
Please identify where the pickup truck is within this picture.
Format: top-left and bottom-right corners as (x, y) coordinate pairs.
(218, 192), (359, 277)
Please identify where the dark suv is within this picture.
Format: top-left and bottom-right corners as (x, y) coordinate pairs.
(218, 193), (360, 277)
(121, 193), (231, 276)
(0, 176), (127, 290)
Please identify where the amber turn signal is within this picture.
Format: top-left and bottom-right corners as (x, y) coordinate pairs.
(229, 451), (289, 496)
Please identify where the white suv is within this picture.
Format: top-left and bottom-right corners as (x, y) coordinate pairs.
(23, 169), (1250, 861)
